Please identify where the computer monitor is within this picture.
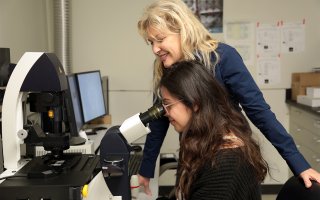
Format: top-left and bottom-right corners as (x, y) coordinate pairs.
(0, 48), (11, 87)
(76, 70), (106, 123)
(65, 74), (85, 138)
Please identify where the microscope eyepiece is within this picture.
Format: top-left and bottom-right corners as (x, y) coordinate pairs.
(139, 103), (165, 125)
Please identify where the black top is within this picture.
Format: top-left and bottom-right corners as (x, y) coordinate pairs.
(188, 148), (261, 200)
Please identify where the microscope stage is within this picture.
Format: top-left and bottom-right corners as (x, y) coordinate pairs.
(0, 154), (100, 200)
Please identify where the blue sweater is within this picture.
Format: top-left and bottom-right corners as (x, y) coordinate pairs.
(139, 43), (310, 178)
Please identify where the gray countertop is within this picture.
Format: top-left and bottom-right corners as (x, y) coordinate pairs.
(286, 99), (320, 116)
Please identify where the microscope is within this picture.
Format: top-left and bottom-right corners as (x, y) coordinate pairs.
(0, 52), (166, 200)
(0, 52), (72, 171)
(0, 52), (99, 199)
(24, 91), (86, 158)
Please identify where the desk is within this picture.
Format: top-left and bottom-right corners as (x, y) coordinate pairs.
(87, 129), (106, 153)
(287, 100), (320, 172)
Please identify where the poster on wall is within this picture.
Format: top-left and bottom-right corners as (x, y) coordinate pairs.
(224, 21), (255, 66)
(183, 0), (223, 33)
(281, 20), (305, 53)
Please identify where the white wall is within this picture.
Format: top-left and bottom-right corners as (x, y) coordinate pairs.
(71, 0), (156, 126)
(71, 0), (155, 90)
(224, 0), (320, 88)
(0, 0), (51, 62)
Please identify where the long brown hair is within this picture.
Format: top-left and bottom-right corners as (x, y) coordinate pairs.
(160, 61), (268, 200)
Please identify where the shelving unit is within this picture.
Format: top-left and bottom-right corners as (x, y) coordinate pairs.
(288, 103), (320, 171)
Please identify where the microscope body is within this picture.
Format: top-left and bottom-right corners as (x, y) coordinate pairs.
(26, 91), (72, 157)
(99, 106), (164, 200)
(1, 52), (68, 171)
(100, 126), (131, 199)
(0, 51), (164, 200)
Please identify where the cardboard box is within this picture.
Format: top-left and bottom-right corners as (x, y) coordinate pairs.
(291, 73), (320, 100)
(291, 83), (307, 101)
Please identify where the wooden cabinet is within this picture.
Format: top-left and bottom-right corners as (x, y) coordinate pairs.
(289, 105), (320, 171)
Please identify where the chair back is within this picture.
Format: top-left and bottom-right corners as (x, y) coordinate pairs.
(276, 176), (320, 200)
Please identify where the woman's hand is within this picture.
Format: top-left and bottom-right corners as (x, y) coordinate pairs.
(138, 174), (152, 196)
(299, 168), (320, 188)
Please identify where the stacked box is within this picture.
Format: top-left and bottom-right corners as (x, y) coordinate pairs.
(297, 95), (320, 107)
(291, 72), (320, 101)
(306, 87), (320, 98)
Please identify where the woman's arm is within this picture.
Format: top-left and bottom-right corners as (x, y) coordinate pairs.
(139, 116), (170, 178)
(214, 43), (310, 175)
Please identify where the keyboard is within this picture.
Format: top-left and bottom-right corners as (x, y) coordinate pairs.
(128, 153), (143, 176)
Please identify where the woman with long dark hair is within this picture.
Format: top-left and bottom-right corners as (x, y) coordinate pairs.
(159, 61), (268, 200)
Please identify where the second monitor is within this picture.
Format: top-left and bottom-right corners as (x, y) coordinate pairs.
(65, 70), (107, 137)
(76, 70), (107, 123)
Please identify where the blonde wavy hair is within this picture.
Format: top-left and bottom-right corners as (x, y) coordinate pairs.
(137, 0), (220, 94)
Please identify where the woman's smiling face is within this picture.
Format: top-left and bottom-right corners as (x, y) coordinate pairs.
(147, 28), (183, 68)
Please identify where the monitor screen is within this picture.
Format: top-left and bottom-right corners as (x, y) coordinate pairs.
(65, 74), (84, 137)
(0, 48), (11, 87)
(76, 70), (106, 123)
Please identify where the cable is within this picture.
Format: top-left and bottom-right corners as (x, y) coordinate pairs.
(94, 145), (100, 155)
(0, 174), (27, 181)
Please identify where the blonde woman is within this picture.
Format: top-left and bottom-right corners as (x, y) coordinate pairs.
(137, 0), (320, 196)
